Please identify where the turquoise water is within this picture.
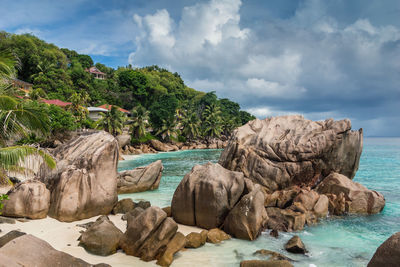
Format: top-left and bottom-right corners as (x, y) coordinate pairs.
(117, 138), (400, 266)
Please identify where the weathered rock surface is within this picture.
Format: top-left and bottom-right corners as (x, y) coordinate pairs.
(116, 134), (131, 148)
(0, 230), (25, 248)
(185, 230), (208, 248)
(79, 215), (123, 256)
(0, 234), (110, 267)
(156, 232), (186, 266)
(119, 207), (177, 262)
(254, 249), (293, 261)
(266, 207), (306, 232)
(240, 260), (293, 267)
(313, 194), (329, 217)
(40, 131), (119, 222)
(285, 236), (307, 254)
(112, 198), (136, 214)
(368, 232), (400, 267)
(171, 162), (245, 229)
(206, 228), (231, 244)
(224, 184), (268, 240)
(150, 139), (174, 152)
(117, 160), (163, 194)
(316, 172), (385, 214)
(219, 115), (363, 191)
(2, 180), (50, 219)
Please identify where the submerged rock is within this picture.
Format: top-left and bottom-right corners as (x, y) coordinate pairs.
(316, 172), (385, 214)
(79, 215), (123, 256)
(219, 115), (363, 191)
(368, 232), (400, 267)
(285, 236), (307, 254)
(40, 131), (119, 222)
(2, 180), (50, 219)
(171, 162), (245, 229)
(0, 234), (110, 267)
(117, 160), (163, 194)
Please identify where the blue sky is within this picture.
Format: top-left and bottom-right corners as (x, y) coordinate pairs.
(1, 0), (399, 136)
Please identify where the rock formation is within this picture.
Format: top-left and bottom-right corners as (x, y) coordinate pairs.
(185, 230), (208, 248)
(285, 236), (307, 254)
(0, 234), (110, 267)
(119, 206), (181, 263)
(79, 215), (123, 256)
(171, 162), (245, 229)
(40, 131), (119, 222)
(368, 232), (400, 267)
(219, 115), (363, 191)
(2, 180), (50, 219)
(117, 160), (163, 194)
(316, 172), (385, 214)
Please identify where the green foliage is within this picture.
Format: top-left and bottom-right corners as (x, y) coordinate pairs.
(96, 105), (126, 136)
(47, 104), (77, 134)
(149, 94), (178, 131)
(0, 194), (8, 214)
(131, 133), (156, 145)
(130, 105), (150, 139)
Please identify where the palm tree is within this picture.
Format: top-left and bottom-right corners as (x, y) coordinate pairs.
(130, 105), (149, 139)
(28, 88), (47, 101)
(68, 91), (89, 124)
(181, 113), (201, 141)
(156, 118), (180, 142)
(202, 103), (223, 140)
(0, 50), (55, 185)
(96, 105), (126, 136)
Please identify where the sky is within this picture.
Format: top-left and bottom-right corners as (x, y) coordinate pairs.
(1, 0), (399, 136)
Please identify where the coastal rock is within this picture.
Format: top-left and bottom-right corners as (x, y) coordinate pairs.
(2, 180), (50, 219)
(316, 172), (385, 214)
(285, 236), (307, 254)
(40, 131), (119, 222)
(0, 230), (26, 248)
(171, 162), (245, 229)
(79, 215), (123, 256)
(219, 115), (363, 191)
(150, 139), (173, 152)
(185, 230), (208, 248)
(313, 194), (329, 217)
(156, 232), (186, 266)
(122, 207), (145, 221)
(254, 249), (293, 261)
(112, 198), (136, 214)
(117, 160), (163, 194)
(206, 228), (231, 244)
(266, 207), (306, 232)
(293, 189), (319, 211)
(240, 260), (293, 267)
(368, 232), (400, 267)
(224, 185), (268, 240)
(0, 234), (110, 267)
(162, 206), (172, 217)
(116, 134), (131, 148)
(119, 207), (178, 261)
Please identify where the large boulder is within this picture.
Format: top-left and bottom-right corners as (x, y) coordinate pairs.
(223, 184), (268, 240)
(117, 160), (163, 194)
(368, 232), (400, 267)
(39, 131), (119, 222)
(219, 115), (363, 191)
(0, 231), (25, 248)
(150, 139), (173, 152)
(116, 134), (131, 148)
(2, 180), (50, 219)
(171, 162), (245, 229)
(119, 206), (177, 261)
(316, 172), (385, 214)
(0, 234), (110, 267)
(79, 215), (123, 256)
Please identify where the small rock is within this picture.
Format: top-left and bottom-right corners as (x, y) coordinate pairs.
(285, 236), (307, 254)
(162, 206), (171, 217)
(16, 218), (30, 223)
(136, 200), (151, 210)
(185, 230), (208, 248)
(112, 198), (135, 214)
(206, 228), (231, 244)
(0, 216), (16, 224)
(270, 229), (279, 238)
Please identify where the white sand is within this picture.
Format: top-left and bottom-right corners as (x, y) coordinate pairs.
(0, 214), (203, 267)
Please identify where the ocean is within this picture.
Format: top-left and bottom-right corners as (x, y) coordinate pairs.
(117, 137), (400, 266)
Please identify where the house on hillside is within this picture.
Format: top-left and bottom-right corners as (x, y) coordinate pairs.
(97, 104), (130, 115)
(85, 66), (106, 80)
(87, 107), (108, 121)
(12, 79), (32, 97)
(40, 99), (72, 108)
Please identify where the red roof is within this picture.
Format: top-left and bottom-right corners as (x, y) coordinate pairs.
(98, 104), (130, 113)
(41, 99), (72, 107)
(86, 67), (106, 75)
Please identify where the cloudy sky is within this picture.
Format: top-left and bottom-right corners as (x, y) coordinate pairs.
(1, 0), (399, 136)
